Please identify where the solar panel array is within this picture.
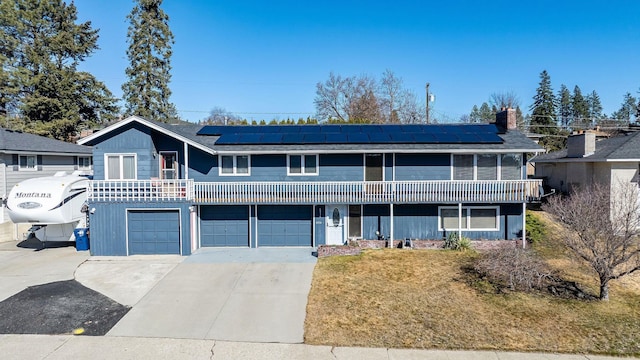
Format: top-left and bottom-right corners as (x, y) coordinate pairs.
(196, 124), (503, 145)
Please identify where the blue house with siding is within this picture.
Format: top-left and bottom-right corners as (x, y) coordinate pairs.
(78, 109), (543, 256)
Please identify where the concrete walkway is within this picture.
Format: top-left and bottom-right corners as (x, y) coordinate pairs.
(0, 335), (631, 360)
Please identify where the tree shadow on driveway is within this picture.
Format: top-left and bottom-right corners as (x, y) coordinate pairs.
(0, 280), (129, 336)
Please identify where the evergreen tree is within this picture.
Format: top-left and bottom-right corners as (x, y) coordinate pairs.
(529, 70), (557, 135)
(469, 105), (481, 123)
(122, 0), (177, 122)
(611, 92), (637, 124)
(530, 70), (560, 150)
(478, 102), (494, 123)
(556, 84), (572, 128)
(571, 85), (589, 129)
(0, 0), (117, 140)
(587, 90), (603, 124)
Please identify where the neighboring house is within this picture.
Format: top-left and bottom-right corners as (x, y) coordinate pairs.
(0, 128), (93, 239)
(532, 131), (640, 194)
(78, 109), (543, 256)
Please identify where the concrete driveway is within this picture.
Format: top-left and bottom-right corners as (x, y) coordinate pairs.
(105, 248), (316, 343)
(0, 240), (89, 302)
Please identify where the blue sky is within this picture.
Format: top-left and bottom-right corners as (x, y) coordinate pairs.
(75, 1), (640, 123)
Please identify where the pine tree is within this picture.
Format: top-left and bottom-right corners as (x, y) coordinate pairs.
(556, 84), (572, 128)
(587, 90), (603, 124)
(530, 70), (562, 151)
(0, 0), (117, 140)
(478, 102), (494, 123)
(469, 105), (481, 123)
(611, 92), (637, 124)
(571, 85), (589, 129)
(122, 0), (177, 122)
(529, 70), (557, 135)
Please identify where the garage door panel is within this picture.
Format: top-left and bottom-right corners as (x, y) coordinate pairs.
(128, 210), (180, 255)
(257, 206), (312, 247)
(201, 206), (249, 247)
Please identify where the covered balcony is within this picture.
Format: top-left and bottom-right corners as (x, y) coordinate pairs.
(88, 179), (543, 204)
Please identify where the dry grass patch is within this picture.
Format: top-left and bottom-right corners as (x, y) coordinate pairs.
(305, 230), (640, 355)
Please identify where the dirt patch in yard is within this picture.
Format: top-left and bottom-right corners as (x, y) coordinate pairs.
(0, 280), (129, 336)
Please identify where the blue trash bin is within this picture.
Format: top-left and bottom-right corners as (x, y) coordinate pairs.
(74, 228), (90, 251)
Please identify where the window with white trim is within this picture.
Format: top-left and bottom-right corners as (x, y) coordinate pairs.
(219, 155), (250, 176)
(19, 155), (37, 170)
(452, 154), (521, 180)
(78, 156), (92, 170)
(288, 154), (318, 175)
(105, 154), (136, 180)
(501, 153), (522, 180)
(439, 206), (500, 231)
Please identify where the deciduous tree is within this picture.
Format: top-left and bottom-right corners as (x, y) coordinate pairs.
(122, 0), (177, 122)
(544, 182), (640, 301)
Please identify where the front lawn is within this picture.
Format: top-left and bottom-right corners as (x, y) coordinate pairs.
(304, 212), (640, 356)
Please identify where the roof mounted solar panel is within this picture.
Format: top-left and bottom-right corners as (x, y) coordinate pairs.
(259, 134), (284, 144)
(368, 132), (392, 143)
(281, 133), (303, 144)
(325, 133), (348, 143)
(347, 133), (370, 143)
(388, 133), (415, 143)
(302, 133), (326, 143)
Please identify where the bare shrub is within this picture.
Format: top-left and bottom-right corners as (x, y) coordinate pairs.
(474, 247), (556, 292)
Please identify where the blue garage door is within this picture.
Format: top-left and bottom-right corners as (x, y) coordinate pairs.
(128, 210), (180, 255)
(200, 205), (249, 247)
(257, 205), (312, 246)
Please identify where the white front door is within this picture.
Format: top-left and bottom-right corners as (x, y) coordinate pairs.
(326, 205), (347, 245)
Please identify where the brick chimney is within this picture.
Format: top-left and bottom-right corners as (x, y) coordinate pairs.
(567, 132), (595, 158)
(495, 107), (517, 131)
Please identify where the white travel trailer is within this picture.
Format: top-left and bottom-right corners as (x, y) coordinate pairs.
(5, 171), (89, 242)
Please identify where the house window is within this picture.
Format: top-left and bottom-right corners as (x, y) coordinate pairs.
(78, 156), (92, 170)
(105, 154), (136, 180)
(477, 154), (498, 180)
(453, 154), (515, 180)
(288, 154), (318, 175)
(452, 155), (474, 180)
(348, 205), (362, 238)
(439, 206), (499, 231)
(19, 155), (37, 170)
(219, 155), (250, 176)
(501, 153), (522, 180)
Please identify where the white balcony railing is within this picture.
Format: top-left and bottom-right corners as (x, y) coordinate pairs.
(89, 179), (193, 202)
(88, 179), (542, 204)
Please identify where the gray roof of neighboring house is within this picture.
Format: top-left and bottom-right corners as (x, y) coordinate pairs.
(0, 128), (92, 154)
(532, 131), (640, 163)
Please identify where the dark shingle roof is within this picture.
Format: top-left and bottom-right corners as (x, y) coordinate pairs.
(82, 116), (544, 154)
(533, 132), (640, 163)
(0, 128), (92, 154)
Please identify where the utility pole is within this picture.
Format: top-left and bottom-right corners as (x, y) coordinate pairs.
(425, 83), (430, 124)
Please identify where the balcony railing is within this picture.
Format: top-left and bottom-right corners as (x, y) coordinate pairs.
(89, 179), (193, 202)
(89, 179), (542, 204)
